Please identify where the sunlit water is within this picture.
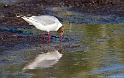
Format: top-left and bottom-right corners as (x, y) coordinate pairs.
(0, 23), (124, 78)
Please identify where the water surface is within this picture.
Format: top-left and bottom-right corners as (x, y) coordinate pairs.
(0, 23), (124, 78)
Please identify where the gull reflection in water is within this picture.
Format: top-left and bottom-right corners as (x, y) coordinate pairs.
(23, 50), (63, 70)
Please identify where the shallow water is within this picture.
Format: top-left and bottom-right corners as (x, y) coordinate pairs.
(0, 23), (124, 78)
(0, 4), (124, 78)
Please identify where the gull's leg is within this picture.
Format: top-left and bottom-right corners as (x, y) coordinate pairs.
(42, 31), (46, 41)
(48, 32), (51, 42)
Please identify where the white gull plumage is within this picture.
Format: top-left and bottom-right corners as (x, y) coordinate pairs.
(22, 15), (62, 32)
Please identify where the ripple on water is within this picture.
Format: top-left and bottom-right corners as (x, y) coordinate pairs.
(91, 64), (124, 75)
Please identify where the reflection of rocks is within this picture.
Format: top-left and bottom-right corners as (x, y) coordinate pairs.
(23, 50), (63, 70)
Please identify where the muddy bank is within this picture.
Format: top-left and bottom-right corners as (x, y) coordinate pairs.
(61, 0), (124, 16)
(0, 0), (124, 26)
(1, 0), (124, 15)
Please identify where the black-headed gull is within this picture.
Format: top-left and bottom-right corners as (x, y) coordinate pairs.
(17, 15), (64, 41)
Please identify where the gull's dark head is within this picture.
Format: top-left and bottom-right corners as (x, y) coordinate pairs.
(57, 26), (64, 40)
(57, 26), (64, 34)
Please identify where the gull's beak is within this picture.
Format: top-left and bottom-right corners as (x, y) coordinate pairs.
(60, 33), (63, 41)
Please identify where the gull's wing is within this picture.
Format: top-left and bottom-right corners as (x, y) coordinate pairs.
(21, 15), (62, 32)
(30, 15), (59, 26)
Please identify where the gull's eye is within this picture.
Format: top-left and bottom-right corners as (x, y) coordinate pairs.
(61, 30), (64, 32)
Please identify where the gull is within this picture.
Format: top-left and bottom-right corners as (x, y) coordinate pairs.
(17, 15), (64, 41)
